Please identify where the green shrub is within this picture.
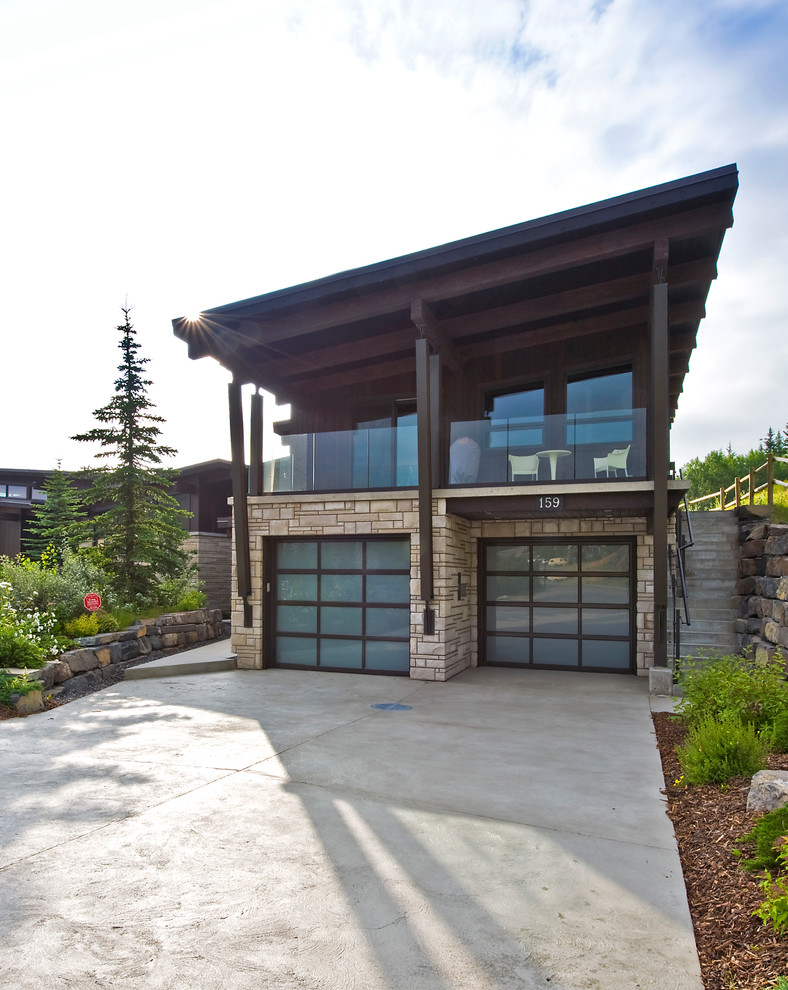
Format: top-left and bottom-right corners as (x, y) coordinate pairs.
(755, 846), (788, 935)
(735, 805), (788, 872)
(154, 567), (201, 612)
(676, 711), (770, 785)
(175, 589), (207, 612)
(95, 611), (119, 633)
(0, 627), (45, 668)
(63, 613), (100, 638)
(0, 670), (42, 707)
(676, 651), (788, 732)
(0, 550), (119, 621)
(768, 710), (788, 753)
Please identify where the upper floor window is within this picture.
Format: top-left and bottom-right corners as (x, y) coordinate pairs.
(484, 385), (544, 449)
(567, 368), (633, 447)
(567, 369), (632, 414)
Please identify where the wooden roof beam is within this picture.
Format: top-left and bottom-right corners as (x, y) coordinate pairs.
(231, 203), (732, 345)
(272, 262), (712, 386)
(446, 259), (715, 341)
(410, 299), (465, 375)
(462, 299), (704, 358)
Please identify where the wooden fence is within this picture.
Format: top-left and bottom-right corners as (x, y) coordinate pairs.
(687, 452), (788, 511)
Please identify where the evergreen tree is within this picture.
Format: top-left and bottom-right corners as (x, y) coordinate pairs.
(23, 465), (89, 562)
(72, 306), (190, 602)
(762, 427), (779, 453)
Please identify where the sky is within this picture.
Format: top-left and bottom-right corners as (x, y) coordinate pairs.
(2, 0), (787, 473)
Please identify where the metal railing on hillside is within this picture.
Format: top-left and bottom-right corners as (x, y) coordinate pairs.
(670, 489), (694, 663)
(687, 453), (788, 511)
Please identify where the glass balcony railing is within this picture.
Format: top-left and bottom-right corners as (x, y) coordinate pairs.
(260, 409), (647, 494)
(264, 425), (418, 493)
(448, 409), (646, 485)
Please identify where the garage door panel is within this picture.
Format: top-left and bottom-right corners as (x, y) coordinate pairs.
(486, 606), (530, 632)
(532, 578), (578, 603)
(320, 606), (362, 635)
(486, 575), (530, 601)
(277, 605), (318, 633)
(482, 539), (633, 673)
(486, 635), (530, 663)
(582, 640), (630, 668)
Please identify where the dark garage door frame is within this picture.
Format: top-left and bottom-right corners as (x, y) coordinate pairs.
(265, 535), (412, 675)
(480, 537), (636, 673)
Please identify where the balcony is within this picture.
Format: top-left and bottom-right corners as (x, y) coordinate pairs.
(260, 410), (646, 495)
(264, 425), (418, 494)
(448, 409), (646, 485)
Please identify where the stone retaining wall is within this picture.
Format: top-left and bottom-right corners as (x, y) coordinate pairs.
(736, 521), (788, 660)
(18, 608), (226, 697)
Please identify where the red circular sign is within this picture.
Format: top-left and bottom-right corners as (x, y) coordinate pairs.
(84, 593), (102, 612)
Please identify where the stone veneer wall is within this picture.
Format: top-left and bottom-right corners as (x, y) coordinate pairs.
(231, 493), (657, 679)
(736, 521), (788, 660)
(183, 532), (232, 614)
(21, 609), (226, 696)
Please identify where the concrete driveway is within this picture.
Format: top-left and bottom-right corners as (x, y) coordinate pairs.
(0, 663), (699, 990)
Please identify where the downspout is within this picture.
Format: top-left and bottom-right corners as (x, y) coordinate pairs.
(416, 336), (435, 634)
(650, 240), (670, 670)
(228, 379), (253, 628)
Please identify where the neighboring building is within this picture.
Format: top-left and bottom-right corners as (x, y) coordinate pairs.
(174, 459), (233, 614)
(0, 463), (232, 613)
(173, 165), (738, 684)
(0, 469), (50, 557)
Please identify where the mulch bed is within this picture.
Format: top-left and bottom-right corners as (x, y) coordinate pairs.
(653, 711), (788, 989)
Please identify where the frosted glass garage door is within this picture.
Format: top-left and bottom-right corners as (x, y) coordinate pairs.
(483, 541), (633, 672)
(273, 538), (411, 674)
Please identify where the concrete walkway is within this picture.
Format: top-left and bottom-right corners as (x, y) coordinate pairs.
(0, 656), (698, 990)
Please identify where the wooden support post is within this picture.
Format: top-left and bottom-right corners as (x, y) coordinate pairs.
(229, 380), (253, 627)
(719, 487), (725, 510)
(650, 239), (669, 668)
(416, 337), (434, 608)
(735, 475), (741, 508)
(250, 389), (263, 496)
(768, 453), (775, 509)
(429, 353), (442, 485)
(750, 467), (757, 506)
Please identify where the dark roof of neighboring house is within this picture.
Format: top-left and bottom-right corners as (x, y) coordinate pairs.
(173, 164), (738, 417)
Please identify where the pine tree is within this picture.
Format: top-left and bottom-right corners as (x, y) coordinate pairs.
(23, 465), (89, 563)
(762, 427), (779, 453)
(72, 307), (190, 603)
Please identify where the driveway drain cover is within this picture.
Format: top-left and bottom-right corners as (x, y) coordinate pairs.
(371, 703), (412, 711)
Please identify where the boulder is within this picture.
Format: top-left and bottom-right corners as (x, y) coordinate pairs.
(748, 770), (788, 814)
(765, 527), (788, 557)
(14, 689), (44, 713)
(64, 649), (101, 674)
(67, 670), (101, 693)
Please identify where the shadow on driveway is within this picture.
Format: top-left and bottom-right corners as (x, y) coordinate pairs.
(0, 666), (700, 989)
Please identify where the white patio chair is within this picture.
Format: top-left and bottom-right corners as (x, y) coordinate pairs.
(594, 444), (631, 477)
(508, 453), (539, 482)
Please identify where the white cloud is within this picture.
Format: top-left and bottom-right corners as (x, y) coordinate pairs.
(1, 0), (786, 471)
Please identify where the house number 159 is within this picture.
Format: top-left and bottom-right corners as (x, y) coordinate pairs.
(538, 496), (562, 509)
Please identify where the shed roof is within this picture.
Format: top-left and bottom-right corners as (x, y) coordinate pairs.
(173, 164), (738, 417)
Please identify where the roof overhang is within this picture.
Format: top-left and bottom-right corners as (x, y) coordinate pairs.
(173, 164), (738, 419)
